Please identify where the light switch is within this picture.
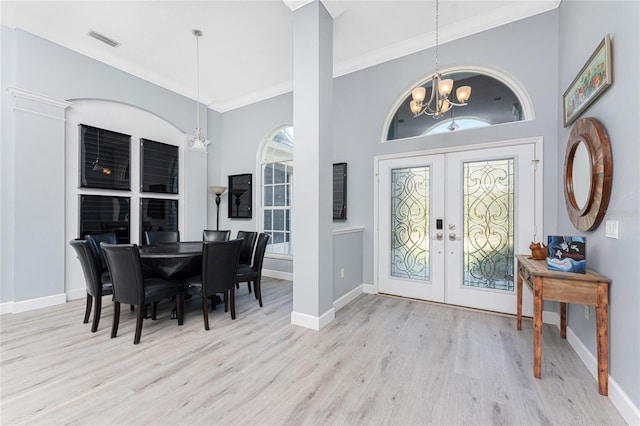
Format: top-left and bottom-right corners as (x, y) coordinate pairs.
(605, 220), (619, 239)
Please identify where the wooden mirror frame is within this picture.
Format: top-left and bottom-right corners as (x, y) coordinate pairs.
(564, 117), (612, 231)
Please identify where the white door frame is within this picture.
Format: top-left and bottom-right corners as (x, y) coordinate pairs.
(373, 137), (544, 308)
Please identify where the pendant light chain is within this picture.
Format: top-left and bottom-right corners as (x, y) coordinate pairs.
(435, 0), (439, 74)
(195, 31), (201, 132)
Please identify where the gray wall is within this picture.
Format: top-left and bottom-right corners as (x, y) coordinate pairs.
(332, 10), (560, 286)
(557, 0), (640, 407)
(1, 28), (207, 305)
(216, 92), (294, 273)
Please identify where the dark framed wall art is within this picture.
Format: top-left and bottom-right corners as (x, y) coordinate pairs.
(228, 173), (252, 219)
(333, 162), (347, 220)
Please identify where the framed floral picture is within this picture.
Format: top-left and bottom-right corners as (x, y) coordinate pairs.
(562, 34), (612, 127)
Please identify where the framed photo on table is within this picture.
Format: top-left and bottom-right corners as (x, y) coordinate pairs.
(562, 34), (612, 127)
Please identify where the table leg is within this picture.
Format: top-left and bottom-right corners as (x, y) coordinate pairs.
(596, 283), (609, 396)
(560, 302), (567, 339)
(533, 276), (543, 379)
(517, 263), (523, 330)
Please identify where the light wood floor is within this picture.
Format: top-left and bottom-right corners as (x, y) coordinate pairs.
(1, 278), (625, 425)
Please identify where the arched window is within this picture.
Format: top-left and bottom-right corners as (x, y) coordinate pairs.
(260, 126), (293, 256)
(386, 69), (532, 140)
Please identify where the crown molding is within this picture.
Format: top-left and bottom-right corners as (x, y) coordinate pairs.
(6, 85), (71, 109)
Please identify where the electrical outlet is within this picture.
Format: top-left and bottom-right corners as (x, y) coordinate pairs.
(584, 305), (590, 320)
(605, 220), (619, 239)
(340, 268), (345, 279)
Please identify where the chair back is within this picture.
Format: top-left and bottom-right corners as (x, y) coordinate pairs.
(203, 229), (231, 242)
(252, 233), (270, 277)
(101, 244), (145, 306)
(202, 239), (242, 297)
(85, 232), (117, 272)
(70, 239), (103, 298)
(144, 230), (180, 245)
(236, 231), (257, 264)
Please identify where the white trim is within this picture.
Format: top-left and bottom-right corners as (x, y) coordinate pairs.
(6, 85), (72, 109)
(12, 107), (67, 122)
(291, 308), (335, 331)
(7, 294), (67, 314)
(363, 283), (377, 294)
(333, 2), (559, 83)
(333, 285), (363, 311)
(212, 2), (558, 113)
(67, 288), (87, 301)
(381, 64), (535, 143)
(375, 137), (543, 163)
(332, 226), (365, 236)
(211, 80), (293, 113)
(0, 302), (12, 315)
(567, 327), (640, 425)
(542, 310), (560, 328)
(262, 268), (293, 281)
(265, 253), (293, 261)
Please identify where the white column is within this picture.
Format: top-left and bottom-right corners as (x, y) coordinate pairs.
(291, 1), (334, 330)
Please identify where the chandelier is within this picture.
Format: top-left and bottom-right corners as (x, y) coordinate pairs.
(189, 29), (208, 152)
(410, 0), (471, 119)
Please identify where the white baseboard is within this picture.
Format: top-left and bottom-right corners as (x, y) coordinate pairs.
(67, 288), (86, 301)
(7, 293), (67, 314)
(0, 302), (12, 315)
(333, 285), (363, 311)
(566, 326), (640, 425)
(542, 310), (560, 328)
(263, 269), (293, 281)
(291, 308), (335, 331)
(362, 283), (376, 294)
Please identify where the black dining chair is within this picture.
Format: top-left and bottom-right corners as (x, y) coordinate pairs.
(236, 231), (257, 265)
(86, 232), (116, 278)
(69, 239), (113, 332)
(144, 230), (180, 245)
(101, 243), (184, 344)
(236, 233), (270, 307)
(203, 229), (231, 242)
(182, 239), (242, 328)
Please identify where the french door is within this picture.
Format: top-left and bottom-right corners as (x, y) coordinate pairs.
(378, 144), (536, 315)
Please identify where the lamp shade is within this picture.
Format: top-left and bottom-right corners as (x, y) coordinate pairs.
(411, 87), (426, 103)
(456, 86), (472, 103)
(438, 78), (454, 97)
(209, 185), (227, 196)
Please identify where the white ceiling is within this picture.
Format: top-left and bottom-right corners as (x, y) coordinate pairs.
(1, 0), (560, 112)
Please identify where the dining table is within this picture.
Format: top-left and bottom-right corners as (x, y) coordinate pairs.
(138, 241), (203, 280)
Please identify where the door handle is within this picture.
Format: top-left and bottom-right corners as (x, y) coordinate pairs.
(449, 233), (457, 241)
(436, 232), (443, 240)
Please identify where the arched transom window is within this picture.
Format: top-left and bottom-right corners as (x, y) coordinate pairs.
(261, 126), (293, 256)
(386, 70), (530, 140)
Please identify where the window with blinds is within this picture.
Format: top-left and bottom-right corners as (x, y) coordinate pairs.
(140, 139), (179, 194)
(140, 198), (178, 243)
(79, 195), (130, 243)
(79, 125), (130, 190)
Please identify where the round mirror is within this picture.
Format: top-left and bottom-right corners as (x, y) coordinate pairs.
(571, 141), (593, 210)
(564, 118), (612, 232)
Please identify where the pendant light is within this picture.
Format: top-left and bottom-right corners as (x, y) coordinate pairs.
(190, 29), (207, 152)
(410, 0), (471, 119)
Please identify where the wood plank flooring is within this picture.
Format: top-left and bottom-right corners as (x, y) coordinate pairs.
(1, 278), (625, 425)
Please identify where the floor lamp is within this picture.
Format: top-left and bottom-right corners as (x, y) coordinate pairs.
(209, 186), (227, 230)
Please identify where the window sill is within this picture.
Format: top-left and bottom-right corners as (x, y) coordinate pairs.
(265, 253), (293, 261)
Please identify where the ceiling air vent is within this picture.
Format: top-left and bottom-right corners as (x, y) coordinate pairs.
(88, 30), (121, 48)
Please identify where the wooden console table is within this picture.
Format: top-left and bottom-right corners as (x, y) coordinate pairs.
(515, 254), (611, 395)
